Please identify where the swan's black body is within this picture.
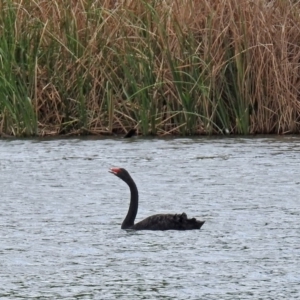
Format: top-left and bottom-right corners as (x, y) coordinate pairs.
(109, 168), (205, 231)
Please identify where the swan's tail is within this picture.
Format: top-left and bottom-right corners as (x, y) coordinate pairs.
(177, 213), (205, 230)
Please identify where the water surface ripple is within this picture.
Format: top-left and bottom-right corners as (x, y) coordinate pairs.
(1, 136), (299, 299)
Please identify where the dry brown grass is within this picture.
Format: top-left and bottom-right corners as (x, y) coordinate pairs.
(0, 0), (300, 136)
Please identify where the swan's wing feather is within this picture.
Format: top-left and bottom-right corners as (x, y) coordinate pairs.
(132, 213), (204, 230)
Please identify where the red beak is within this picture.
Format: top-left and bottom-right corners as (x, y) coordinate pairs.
(109, 168), (121, 175)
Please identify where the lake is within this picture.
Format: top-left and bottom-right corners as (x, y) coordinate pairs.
(0, 136), (299, 299)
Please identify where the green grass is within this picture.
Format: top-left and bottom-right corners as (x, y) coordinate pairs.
(0, 1), (38, 135)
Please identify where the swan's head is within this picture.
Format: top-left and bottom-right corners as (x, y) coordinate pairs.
(109, 167), (131, 181)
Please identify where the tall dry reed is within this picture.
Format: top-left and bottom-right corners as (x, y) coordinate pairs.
(0, 0), (300, 136)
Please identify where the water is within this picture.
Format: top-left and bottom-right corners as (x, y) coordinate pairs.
(0, 136), (299, 299)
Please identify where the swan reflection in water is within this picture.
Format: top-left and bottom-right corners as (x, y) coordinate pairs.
(109, 168), (205, 231)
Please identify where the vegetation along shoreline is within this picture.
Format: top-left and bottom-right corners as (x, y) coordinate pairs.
(0, 0), (300, 137)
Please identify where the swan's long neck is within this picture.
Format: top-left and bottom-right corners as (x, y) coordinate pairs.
(121, 176), (138, 229)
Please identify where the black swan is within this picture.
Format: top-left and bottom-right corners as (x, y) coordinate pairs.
(109, 167), (205, 230)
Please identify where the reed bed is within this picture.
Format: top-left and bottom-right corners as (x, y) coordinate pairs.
(0, 0), (300, 136)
